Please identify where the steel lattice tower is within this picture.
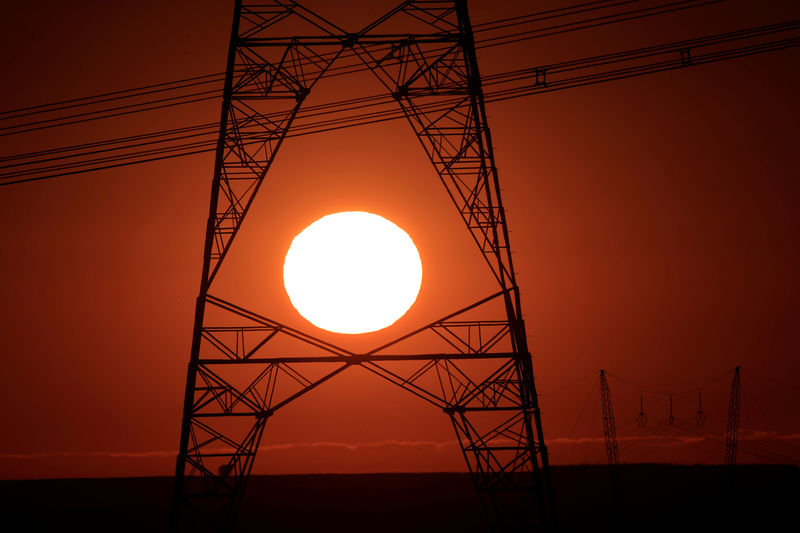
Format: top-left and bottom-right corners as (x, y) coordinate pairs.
(725, 366), (741, 465)
(171, 1), (555, 531)
(599, 370), (619, 465)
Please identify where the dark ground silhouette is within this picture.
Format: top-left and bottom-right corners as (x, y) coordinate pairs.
(1, 464), (797, 532)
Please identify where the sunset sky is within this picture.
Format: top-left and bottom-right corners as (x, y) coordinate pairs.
(1, 0), (798, 479)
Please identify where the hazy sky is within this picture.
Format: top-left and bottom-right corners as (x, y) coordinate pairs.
(1, 0), (798, 479)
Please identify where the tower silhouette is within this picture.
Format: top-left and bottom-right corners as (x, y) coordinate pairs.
(725, 366), (742, 465)
(599, 370), (619, 465)
(171, 1), (554, 530)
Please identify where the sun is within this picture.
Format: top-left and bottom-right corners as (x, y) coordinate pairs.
(283, 211), (423, 334)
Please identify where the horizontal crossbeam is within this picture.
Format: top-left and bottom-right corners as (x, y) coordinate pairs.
(197, 352), (517, 364)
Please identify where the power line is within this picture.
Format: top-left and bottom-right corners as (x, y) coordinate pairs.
(0, 0), (714, 129)
(0, 71), (226, 119)
(0, 91), (220, 138)
(471, 0), (644, 31)
(0, 122), (219, 164)
(605, 368), (735, 396)
(478, 0), (724, 49)
(1, 17), (797, 186)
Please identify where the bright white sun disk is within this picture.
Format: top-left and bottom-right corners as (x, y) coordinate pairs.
(283, 211), (422, 334)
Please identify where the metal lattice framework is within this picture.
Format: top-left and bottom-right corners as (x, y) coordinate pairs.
(599, 370), (619, 465)
(172, 1), (554, 531)
(725, 366), (741, 466)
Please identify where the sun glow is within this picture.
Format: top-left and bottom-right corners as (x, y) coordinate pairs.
(283, 211), (423, 334)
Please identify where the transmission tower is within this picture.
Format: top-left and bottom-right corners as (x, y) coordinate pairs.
(696, 391), (706, 426)
(725, 366), (741, 465)
(636, 392), (647, 428)
(171, 1), (555, 531)
(599, 370), (619, 465)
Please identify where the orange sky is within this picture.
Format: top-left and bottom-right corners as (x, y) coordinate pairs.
(1, 0), (799, 479)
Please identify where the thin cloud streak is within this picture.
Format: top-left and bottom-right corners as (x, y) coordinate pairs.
(0, 439), (460, 460)
(2, 432), (797, 461)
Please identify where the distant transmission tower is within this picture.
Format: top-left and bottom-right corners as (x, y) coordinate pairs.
(170, 1), (555, 531)
(696, 391), (706, 426)
(599, 370), (619, 465)
(636, 392), (647, 428)
(725, 366), (742, 465)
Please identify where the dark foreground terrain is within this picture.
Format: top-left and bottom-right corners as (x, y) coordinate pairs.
(1, 465), (797, 532)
